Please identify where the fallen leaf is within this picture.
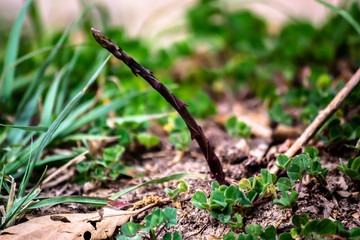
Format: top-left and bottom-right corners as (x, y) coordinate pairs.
(0, 208), (136, 240)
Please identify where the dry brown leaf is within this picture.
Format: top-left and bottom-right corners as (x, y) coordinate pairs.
(0, 208), (136, 240)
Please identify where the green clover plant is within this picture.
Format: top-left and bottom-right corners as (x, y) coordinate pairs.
(277, 147), (328, 183)
(117, 207), (182, 240)
(238, 169), (277, 200)
(225, 116), (251, 140)
(337, 156), (360, 180)
(279, 213), (360, 240)
(223, 225), (276, 240)
(273, 177), (298, 209)
(165, 180), (189, 202)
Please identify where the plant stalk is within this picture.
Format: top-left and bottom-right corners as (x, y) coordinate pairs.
(91, 28), (225, 185)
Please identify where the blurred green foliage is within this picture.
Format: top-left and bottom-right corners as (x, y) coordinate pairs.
(0, 0), (360, 183)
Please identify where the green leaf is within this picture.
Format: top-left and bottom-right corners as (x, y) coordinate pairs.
(103, 145), (125, 164)
(116, 235), (128, 240)
(287, 163), (302, 181)
(0, 124), (47, 132)
(164, 207), (177, 221)
(211, 181), (220, 190)
(349, 228), (360, 237)
(261, 169), (274, 184)
(260, 225), (276, 240)
(191, 191), (208, 210)
(350, 157), (360, 172)
(278, 232), (293, 240)
(238, 178), (251, 190)
(277, 177), (292, 192)
(225, 185), (240, 201)
(344, 169), (360, 179)
(219, 214), (231, 223)
(1, 0), (34, 102)
(277, 155), (289, 169)
(315, 0), (360, 35)
(121, 222), (138, 237)
(223, 232), (236, 240)
(315, 218), (337, 236)
(165, 188), (176, 198)
(292, 213), (309, 228)
(245, 224), (262, 235)
(145, 209), (166, 230)
(211, 190), (226, 207)
(178, 180), (188, 193)
(27, 196), (110, 209)
(305, 147), (318, 158)
(303, 220), (319, 238)
(163, 232), (172, 240)
(136, 132), (159, 148)
(225, 116), (237, 137)
(41, 68), (66, 126)
(273, 191), (298, 209)
(172, 231), (182, 240)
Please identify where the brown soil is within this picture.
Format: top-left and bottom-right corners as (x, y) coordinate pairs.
(18, 98), (360, 240)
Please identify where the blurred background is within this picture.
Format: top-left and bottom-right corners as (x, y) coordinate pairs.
(1, 0), (344, 40)
(0, 0), (360, 180)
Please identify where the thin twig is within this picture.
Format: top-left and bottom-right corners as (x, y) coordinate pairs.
(42, 150), (88, 185)
(91, 28), (226, 185)
(270, 68), (360, 173)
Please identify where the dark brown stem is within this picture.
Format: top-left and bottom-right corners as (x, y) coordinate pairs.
(91, 28), (226, 185)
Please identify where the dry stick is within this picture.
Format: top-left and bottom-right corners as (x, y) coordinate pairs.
(42, 150), (89, 185)
(270, 68), (360, 173)
(91, 28), (226, 185)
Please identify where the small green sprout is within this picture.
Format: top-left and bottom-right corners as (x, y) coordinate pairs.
(273, 190), (299, 210)
(277, 147), (328, 183)
(337, 156), (360, 180)
(273, 176), (298, 210)
(278, 213), (360, 240)
(239, 169), (277, 199)
(167, 116), (190, 151)
(191, 181), (255, 228)
(223, 225), (276, 240)
(269, 102), (292, 126)
(164, 180), (189, 202)
(76, 145), (140, 184)
(225, 116), (251, 140)
(118, 207), (182, 240)
(135, 132), (160, 149)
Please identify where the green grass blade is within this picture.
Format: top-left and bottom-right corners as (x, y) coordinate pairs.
(0, 167), (4, 197)
(0, 0), (33, 103)
(41, 67), (67, 126)
(8, 83), (46, 144)
(108, 112), (174, 125)
(36, 153), (76, 166)
(0, 44), (82, 90)
(64, 134), (114, 141)
(316, 0), (360, 35)
(17, 25), (71, 113)
(17, 55), (111, 198)
(109, 173), (198, 200)
(55, 48), (82, 114)
(0, 187), (41, 229)
(0, 124), (47, 132)
(57, 98), (131, 137)
(27, 196), (110, 209)
(0, 166), (46, 229)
